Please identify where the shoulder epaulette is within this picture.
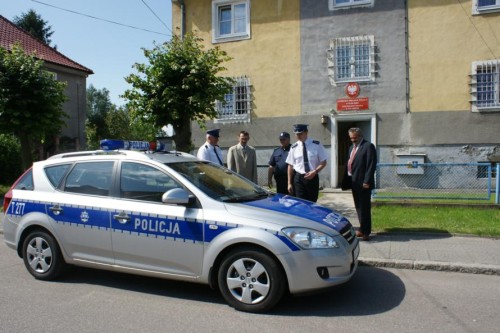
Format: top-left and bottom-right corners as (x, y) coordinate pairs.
(313, 140), (320, 144)
(291, 143), (298, 149)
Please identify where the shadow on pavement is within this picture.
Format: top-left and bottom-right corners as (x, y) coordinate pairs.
(57, 265), (404, 316)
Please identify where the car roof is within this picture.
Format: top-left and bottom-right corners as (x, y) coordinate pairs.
(45, 150), (198, 164)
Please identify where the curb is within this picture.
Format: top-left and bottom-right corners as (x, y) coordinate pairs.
(359, 257), (500, 276)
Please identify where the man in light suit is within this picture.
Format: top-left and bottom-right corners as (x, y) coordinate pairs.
(227, 131), (258, 183)
(341, 127), (377, 241)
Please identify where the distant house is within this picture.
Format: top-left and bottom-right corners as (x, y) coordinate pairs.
(0, 15), (93, 153)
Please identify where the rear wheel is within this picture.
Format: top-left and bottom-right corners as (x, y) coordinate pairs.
(22, 231), (65, 280)
(218, 248), (286, 312)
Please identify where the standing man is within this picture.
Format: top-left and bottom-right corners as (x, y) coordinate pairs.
(286, 124), (327, 202)
(341, 127), (377, 241)
(227, 131), (257, 183)
(197, 129), (224, 166)
(268, 131), (291, 194)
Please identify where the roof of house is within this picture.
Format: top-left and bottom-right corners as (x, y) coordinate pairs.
(0, 15), (93, 74)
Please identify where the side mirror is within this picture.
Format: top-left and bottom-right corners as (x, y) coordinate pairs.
(162, 188), (195, 206)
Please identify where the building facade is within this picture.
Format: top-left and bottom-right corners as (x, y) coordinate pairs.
(172, 0), (500, 188)
(0, 15), (93, 153)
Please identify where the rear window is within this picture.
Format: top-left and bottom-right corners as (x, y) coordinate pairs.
(14, 169), (34, 191)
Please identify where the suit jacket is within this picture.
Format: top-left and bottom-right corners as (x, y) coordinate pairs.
(227, 144), (258, 183)
(341, 139), (377, 190)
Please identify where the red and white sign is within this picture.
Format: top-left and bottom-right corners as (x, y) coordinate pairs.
(345, 82), (360, 98)
(337, 97), (369, 111)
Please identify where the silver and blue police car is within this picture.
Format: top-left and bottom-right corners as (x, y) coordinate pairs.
(3, 140), (359, 313)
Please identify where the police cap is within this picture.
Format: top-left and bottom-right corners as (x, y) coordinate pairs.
(279, 131), (290, 139)
(293, 124), (309, 134)
(206, 129), (220, 138)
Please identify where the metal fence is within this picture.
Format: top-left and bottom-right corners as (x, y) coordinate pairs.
(373, 163), (498, 202)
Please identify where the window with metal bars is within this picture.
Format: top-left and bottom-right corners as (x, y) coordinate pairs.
(327, 35), (375, 86)
(471, 60), (500, 112)
(215, 76), (251, 123)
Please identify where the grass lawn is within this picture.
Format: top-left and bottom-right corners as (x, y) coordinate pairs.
(372, 205), (500, 237)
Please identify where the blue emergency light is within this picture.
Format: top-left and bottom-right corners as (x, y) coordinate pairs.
(100, 139), (165, 151)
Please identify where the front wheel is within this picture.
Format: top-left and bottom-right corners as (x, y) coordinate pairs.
(218, 248), (286, 312)
(22, 231), (65, 280)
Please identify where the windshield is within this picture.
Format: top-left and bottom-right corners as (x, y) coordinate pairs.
(167, 161), (270, 202)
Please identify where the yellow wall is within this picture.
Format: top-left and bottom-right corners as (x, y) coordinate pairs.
(409, 0), (500, 112)
(172, 0), (301, 118)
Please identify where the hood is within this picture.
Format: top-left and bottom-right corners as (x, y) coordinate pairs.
(225, 194), (351, 233)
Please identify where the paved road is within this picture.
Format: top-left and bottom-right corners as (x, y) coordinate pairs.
(1, 244), (499, 333)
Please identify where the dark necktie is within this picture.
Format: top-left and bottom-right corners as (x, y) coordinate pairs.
(214, 146), (223, 165)
(242, 146), (246, 156)
(303, 143), (310, 173)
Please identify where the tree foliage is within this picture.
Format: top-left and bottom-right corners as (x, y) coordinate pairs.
(0, 44), (67, 169)
(123, 33), (233, 152)
(13, 9), (55, 47)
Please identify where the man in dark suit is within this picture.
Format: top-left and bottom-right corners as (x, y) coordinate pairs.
(341, 127), (377, 241)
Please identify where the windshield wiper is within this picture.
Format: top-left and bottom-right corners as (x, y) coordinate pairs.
(222, 192), (270, 203)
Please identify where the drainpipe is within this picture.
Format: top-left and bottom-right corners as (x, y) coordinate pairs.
(404, 0), (410, 113)
(178, 0), (186, 38)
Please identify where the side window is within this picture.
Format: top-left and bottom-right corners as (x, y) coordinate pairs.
(120, 162), (183, 202)
(64, 162), (114, 196)
(45, 164), (71, 188)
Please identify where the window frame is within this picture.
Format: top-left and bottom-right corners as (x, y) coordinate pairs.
(212, 0), (251, 43)
(472, 0), (500, 15)
(215, 76), (251, 124)
(470, 60), (500, 113)
(327, 35), (376, 86)
(329, 0), (374, 11)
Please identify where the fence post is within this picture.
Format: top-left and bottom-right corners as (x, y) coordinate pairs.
(496, 163), (499, 205)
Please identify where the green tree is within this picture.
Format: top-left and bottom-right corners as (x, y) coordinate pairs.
(0, 44), (67, 169)
(123, 33), (233, 152)
(13, 9), (55, 47)
(86, 85), (114, 149)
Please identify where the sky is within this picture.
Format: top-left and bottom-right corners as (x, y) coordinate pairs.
(2, 0), (173, 106)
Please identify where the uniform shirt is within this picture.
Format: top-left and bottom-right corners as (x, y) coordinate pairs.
(286, 138), (327, 174)
(197, 144), (224, 165)
(268, 145), (291, 177)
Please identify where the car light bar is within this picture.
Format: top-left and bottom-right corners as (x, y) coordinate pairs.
(100, 139), (165, 151)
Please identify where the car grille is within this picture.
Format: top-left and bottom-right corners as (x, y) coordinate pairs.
(340, 224), (355, 244)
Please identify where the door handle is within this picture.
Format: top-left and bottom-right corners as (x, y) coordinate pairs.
(49, 204), (63, 216)
(113, 211), (130, 224)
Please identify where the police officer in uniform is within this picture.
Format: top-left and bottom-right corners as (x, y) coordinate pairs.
(286, 124), (327, 202)
(267, 131), (291, 194)
(197, 129), (224, 166)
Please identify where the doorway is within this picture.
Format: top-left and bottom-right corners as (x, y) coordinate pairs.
(330, 113), (376, 188)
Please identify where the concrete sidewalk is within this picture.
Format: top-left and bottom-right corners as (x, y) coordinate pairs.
(318, 189), (500, 275)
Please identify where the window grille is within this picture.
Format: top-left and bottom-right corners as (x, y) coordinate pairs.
(470, 60), (500, 112)
(327, 35), (376, 86)
(215, 76), (251, 123)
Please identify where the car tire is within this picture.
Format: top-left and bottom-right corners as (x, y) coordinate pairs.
(22, 231), (65, 280)
(217, 247), (286, 313)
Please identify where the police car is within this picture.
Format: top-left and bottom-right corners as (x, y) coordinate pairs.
(3, 139), (359, 313)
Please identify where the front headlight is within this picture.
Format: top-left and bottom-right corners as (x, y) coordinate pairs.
(282, 227), (339, 249)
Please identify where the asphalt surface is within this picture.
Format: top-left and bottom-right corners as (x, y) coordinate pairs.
(2, 190), (499, 275)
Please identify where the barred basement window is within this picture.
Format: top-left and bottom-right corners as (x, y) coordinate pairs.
(470, 60), (500, 112)
(215, 76), (251, 123)
(327, 35), (376, 86)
